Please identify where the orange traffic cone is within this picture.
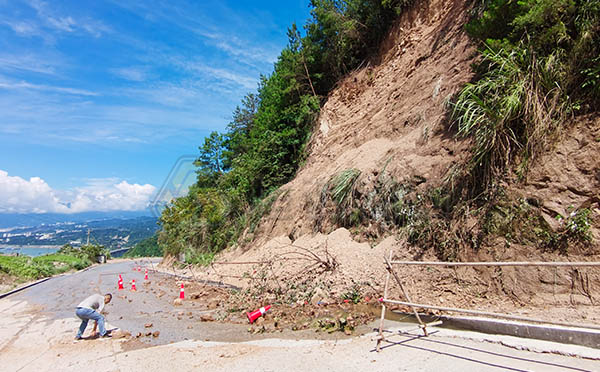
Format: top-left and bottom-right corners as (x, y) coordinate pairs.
(144, 269), (148, 281)
(137, 266), (141, 272)
(131, 279), (137, 291)
(179, 283), (185, 299)
(247, 305), (271, 323)
(118, 274), (124, 290)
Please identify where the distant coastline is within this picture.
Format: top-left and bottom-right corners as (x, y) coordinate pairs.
(0, 244), (62, 249)
(0, 245), (61, 257)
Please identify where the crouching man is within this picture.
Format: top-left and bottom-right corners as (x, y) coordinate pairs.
(75, 293), (112, 340)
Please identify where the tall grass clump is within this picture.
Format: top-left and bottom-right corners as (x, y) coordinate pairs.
(330, 169), (361, 207)
(319, 168), (362, 226)
(452, 0), (599, 194)
(452, 45), (570, 190)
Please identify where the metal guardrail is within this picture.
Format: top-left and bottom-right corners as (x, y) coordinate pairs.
(376, 257), (600, 351)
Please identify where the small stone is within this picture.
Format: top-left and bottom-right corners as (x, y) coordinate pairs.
(173, 299), (183, 306)
(207, 300), (219, 309)
(255, 317), (265, 326)
(178, 311), (185, 316)
(152, 331), (160, 338)
(145, 332), (152, 337)
(311, 287), (326, 306)
(144, 323), (153, 328)
(135, 332), (142, 338)
(200, 314), (213, 322)
(112, 330), (131, 339)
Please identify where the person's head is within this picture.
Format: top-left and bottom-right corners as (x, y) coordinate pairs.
(104, 293), (112, 304)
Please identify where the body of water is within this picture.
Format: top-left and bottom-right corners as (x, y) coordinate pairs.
(0, 246), (60, 257)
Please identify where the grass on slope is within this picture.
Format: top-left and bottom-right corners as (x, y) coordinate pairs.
(0, 254), (90, 282)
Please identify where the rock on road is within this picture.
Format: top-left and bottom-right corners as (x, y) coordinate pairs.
(1, 259), (599, 372)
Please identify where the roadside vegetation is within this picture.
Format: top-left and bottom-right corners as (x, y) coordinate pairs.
(0, 243), (111, 284)
(0, 253), (90, 282)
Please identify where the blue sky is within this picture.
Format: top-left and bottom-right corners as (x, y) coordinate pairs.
(0, 0), (311, 214)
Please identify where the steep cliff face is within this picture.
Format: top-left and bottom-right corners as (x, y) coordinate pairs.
(205, 0), (600, 324)
(521, 115), (600, 246)
(259, 0), (475, 242)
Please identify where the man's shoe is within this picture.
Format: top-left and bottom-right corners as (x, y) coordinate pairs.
(101, 333), (112, 338)
(75, 335), (82, 340)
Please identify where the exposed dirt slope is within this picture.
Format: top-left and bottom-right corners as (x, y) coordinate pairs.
(199, 0), (600, 326)
(521, 114), (600, 247)
(259, 0), (474, 242)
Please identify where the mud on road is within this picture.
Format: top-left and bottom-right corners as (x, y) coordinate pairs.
(4, 259), (379, 347)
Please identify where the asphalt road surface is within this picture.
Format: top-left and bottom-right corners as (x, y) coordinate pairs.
(1, 259), (599, 372)
(7, 259), (276, 344)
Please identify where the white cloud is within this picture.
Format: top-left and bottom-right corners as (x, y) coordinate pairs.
(110, 66), (150, 82)
(26, 0), (110, 38)
(0, 170), (156, 214)
(0, 170), (67, 213)
(0, 54), (58, 75)
(213, 35), (279, 65)
(0, 79), (97, 96)
(2, 20), (39, 36)
(175, 60), (258, 91)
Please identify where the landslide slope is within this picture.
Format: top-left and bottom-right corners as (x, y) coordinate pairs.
(205, 0), (600, 324)
(265, 0), (474, 242)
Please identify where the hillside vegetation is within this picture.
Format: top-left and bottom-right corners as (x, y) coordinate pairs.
(159, 0), (599, 266)
(159, 0), (415, 262)
(0, 253), (90, 283)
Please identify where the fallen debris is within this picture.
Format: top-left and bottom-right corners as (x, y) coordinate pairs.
(200, 314), (214, 322)
(111, 330), (131, 339)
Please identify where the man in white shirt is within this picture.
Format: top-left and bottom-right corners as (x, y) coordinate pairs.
(74, 293), (112, 340)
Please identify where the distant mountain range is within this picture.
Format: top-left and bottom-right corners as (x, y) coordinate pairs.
(0, 211), (154, 229)
(0, 212), (159, 250)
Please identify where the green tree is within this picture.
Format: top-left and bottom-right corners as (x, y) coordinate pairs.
(194, 131), (226, 188)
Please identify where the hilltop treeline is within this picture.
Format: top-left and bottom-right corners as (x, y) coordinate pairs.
(159, 0), (413, 261)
